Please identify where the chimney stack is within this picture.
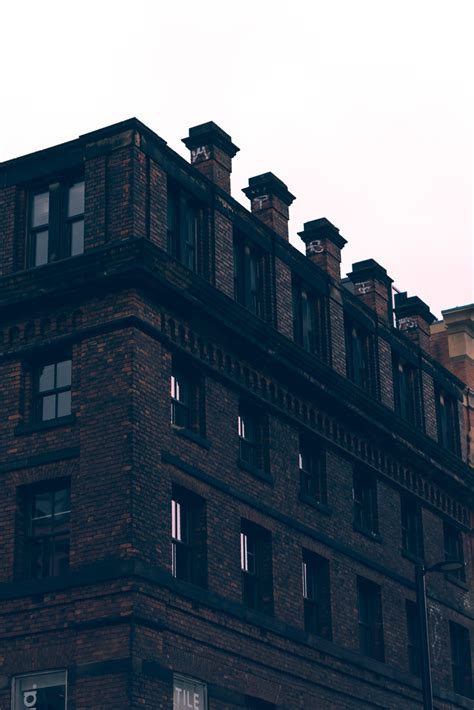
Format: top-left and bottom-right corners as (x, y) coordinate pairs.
(395, 292), (436, 352)
(242, 172), (295, 240)
(182, 122), (239, 193)
(298, 218), (347, 281)
(347, 259), (393, 323)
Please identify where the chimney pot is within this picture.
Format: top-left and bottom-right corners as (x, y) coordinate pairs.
(242, 172), (295, 240)
(183, 121), (239, 193)
(298, 218), (347, 280)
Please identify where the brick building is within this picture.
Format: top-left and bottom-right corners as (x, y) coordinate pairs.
(0, 118), (472, 710)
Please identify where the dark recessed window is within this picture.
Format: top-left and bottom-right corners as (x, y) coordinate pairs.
(444, 523), (465, 582)
(167, 181), (204, 273)
(353, 468), (379, 536)
(405, 600), (421, 676)
(170, 365), (204, 436)
(401, 496), (424, 559)
(436, 387), (460, 455)
(393, 353), (422, 428)
(13, 670), (67, 710)
(299, 439), (327, 506)
(233, 233), (265, 318)
(171, 487), (207, 588)
(292, 280), (327, 359)
(245, 698), (276, 710)
(240, 520), (273, 614)
(238, 406), (265, 471)
(357, 576), (384, 661)
(35, 359), (72, 422)
(450, 622), (473, 697)
(344, 317), (375, 395)
(302, 549), (332, 639)
(23, 480), (70, 579)
(28, 180), (84, 267)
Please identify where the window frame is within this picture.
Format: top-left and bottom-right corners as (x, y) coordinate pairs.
(167, 179), (204, 273)
(170, 363), (205, 438)
(400, 495), (424, 560)
(357, 576), (384, 662)
(299, 438), (327, 507)
(171, 486), (207, 588)
(353, 468), (379, 537)
(27, 177), (85, 268)
(34, 357), (72, 424)
(21, 478), (71, 580)
(444, 522), (466, 582)
(450, 621), (473, 698)
(292, 279), (327, 359)
(436, 386), (461, 455)
(301, 549), (332, 639)
(240, 520), (273, 615)
(233, 232), (266, 319)
(12, 669), (67, 710)
(392, 352), (422, 428)
(344, 316), (376, 395)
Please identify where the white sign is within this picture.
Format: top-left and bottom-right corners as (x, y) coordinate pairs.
(13, 671), (66, 710)
(173, 674), (207, 710)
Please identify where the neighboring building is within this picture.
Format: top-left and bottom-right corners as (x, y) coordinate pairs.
(0, 118), (472, 710)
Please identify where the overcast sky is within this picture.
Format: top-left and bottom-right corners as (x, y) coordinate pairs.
(2, 0), (472, 317)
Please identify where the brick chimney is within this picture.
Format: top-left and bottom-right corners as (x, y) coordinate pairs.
(182, 121), (239, 193)
(347, 259), (393, 323)
(242, 173), (295, 240)
(394, 292), (435, 352)
(298, 218), (347, 281)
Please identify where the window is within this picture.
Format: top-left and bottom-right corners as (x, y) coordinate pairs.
(173, 674), (207, 710)
(401, 496), (424, 559)
(233, 233), (265, 317)
(13, 670), (67, 710)
(393, 354), (422, 427)
(240, 520), (273, 614)
(405, 600), (421, 676)
(302, 549), (332, 638)
(299, 439), (327, 506)
(353, 468), (379, 536)
(450, 622), (473, 697)
(167, 181), (202, 272)
(238, 406), (265, 471)
(357, 576), (384, 661)
(35, 359), (72, 422)
(23, 480), (70, 579)
(292, 280), (327, 359)
(444, 523), (466, 582)
(436, 387), (460, 454)
(28, 180), (84, 267)
(344, 317), (375, 394)
(171, 487), (207, 587)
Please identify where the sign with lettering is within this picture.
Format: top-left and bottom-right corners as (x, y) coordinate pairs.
(14, 671), (66, 710)
(173, 674), (207, 710)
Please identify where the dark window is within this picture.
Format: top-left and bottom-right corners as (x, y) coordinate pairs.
(28, 180), (84, 267)
(171, 487), (207, 588)
(292, 280), (327, 359)
(240, 520), (273, 614)
(238, 407), (264, 470)
(353, 468), (379, 536)
(450, 622), (473, 697)
(393, 354), (422, 427)
(24, 481), (70, 579)
(167, 182), (202, 272)
(405, 600), (421, 676)
(357, 576), (384, 661)
(401, 496), (424, 559)
(13, 670), (66, 710)
(299, 439), (327, 505)
(444, 523), (466, 582)
(35, 359), (72, 422)
(436, 387), (460, 454)
(233, 233), (265, 318)
(344, 317), (375, 394)
(302, 549), (332, 638)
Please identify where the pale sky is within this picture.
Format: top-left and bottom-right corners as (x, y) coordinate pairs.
(2, 0), (472, 317)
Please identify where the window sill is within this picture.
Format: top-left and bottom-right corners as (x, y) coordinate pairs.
(174, 426), (211, 450)
(445, 573), (469, 591)
(353, 523), (382, 543)
(298, 492), (332, 516)
(15, 414), (76, 436)
(401, 549), (424, 565)
(238, 458), (272, 483)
